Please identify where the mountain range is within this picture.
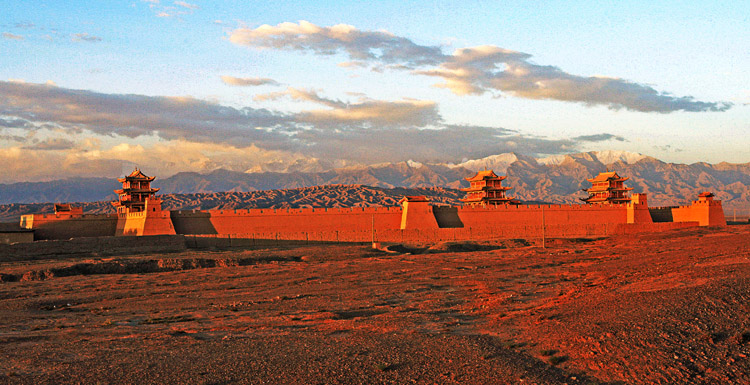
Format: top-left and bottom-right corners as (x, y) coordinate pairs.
(1, 151), (749, 211)
(0, 185), (465, 223)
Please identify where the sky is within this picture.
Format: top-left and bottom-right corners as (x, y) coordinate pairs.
(0, 1), (748, 183)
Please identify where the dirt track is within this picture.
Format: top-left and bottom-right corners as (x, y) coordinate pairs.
(1, 225), (749, 384)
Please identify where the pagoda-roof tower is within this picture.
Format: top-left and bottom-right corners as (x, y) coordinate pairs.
(460, 169), (518, 207)
(581, 170), (633, 204)
(117, 168), (156, 184)
(113, 168), (160, 214)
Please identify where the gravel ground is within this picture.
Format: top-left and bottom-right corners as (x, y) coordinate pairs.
(1, 225), (749, 384)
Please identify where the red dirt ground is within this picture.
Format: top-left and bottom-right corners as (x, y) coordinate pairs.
(1, 225), (750, 384)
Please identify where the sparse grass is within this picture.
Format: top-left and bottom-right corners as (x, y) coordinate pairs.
(502, 340), (525, 349)
(548, 355), (568, 365)
(374, 363), (396, 372)
(101, 318), (115, 327)
(141, 315), (195, 325)
(540, 349), (558, 356)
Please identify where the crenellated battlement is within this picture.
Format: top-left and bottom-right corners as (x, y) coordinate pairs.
(170, 206), (403, 217)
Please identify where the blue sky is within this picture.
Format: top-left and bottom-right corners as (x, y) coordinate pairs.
(0, 1), (748, 182)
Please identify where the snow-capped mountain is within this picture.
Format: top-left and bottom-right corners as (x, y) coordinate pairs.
(1, 151), (749, 211)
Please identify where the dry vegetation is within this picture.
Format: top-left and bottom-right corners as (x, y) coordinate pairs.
(1, 225), (749, 384)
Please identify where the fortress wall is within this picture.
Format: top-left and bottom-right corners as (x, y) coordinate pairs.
(17, 200), (714, 241)
(170, 207), (403, 235)
(649, 207), (675, 222)
(21, 214), (118, 240)
(628, 203), (653, 224)
(670, 200), (726, 227)
(707, 202), (727, 226)
(118, 210), (176, 236)
(671, 205), (704, 225)
(185, 221), (699, 246)
(169, 204), (669, 240)
(456, 204), (630, 228)
(170, 211), (216, 234)
(402, 200), (439, 229)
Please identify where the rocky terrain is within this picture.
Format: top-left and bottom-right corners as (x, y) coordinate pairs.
(1, 151), (749, 210)
(0, 224), (749, 384)
(0, 185), (465, 222)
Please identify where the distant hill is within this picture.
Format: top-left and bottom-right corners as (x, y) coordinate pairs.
(0, 185), (465, 222)
(1, 151), (748, 211)
(0, 178), (118, 205)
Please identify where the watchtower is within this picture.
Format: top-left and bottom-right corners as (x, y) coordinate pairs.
(113, 168), (160, 215)
(581, 171), (633, 204)
(460, 170), (517, 207)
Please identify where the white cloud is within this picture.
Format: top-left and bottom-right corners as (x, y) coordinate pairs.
(71, 33), (102, 42)
(0, 140), (309, 183)
(142, 0), (197, 18)
(174, 1), (198, 9)
(229, 21), (731, 113)
(253, 87), (440, 127)
(230, 20), (445, 68)
(2, 32), (24, 40)
(220, 75), (280, 87)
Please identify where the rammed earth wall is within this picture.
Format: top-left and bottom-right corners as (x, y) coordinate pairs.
(20, 198), (722, 241)
(185, 222), (699, 245)
(170, 206), (403, 235)
(20, 213), (117, 240)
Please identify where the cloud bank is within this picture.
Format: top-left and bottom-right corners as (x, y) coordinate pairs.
(0, 81), (613, 181)
(230, 21), (730, 113)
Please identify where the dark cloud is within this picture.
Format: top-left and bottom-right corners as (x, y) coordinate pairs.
(0, 117), (32, 128)
(0, 81), (596, 166)
(230, 21), (731, 113)
(22, 138), (76, 151)
(0, 134), (26, 142)
(654, 144), (683, 153)
(0, 80), (293, 148)
(291, 124), (574, 164)
(573, 133), (626, 142)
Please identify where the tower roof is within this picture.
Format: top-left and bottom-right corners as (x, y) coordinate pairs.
(465, 169), (505, 182)
(587, 171), (628, 183)
(117, 168), (155, 182)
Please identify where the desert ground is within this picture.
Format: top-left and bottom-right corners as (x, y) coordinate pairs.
(1, 225), (750, 384)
